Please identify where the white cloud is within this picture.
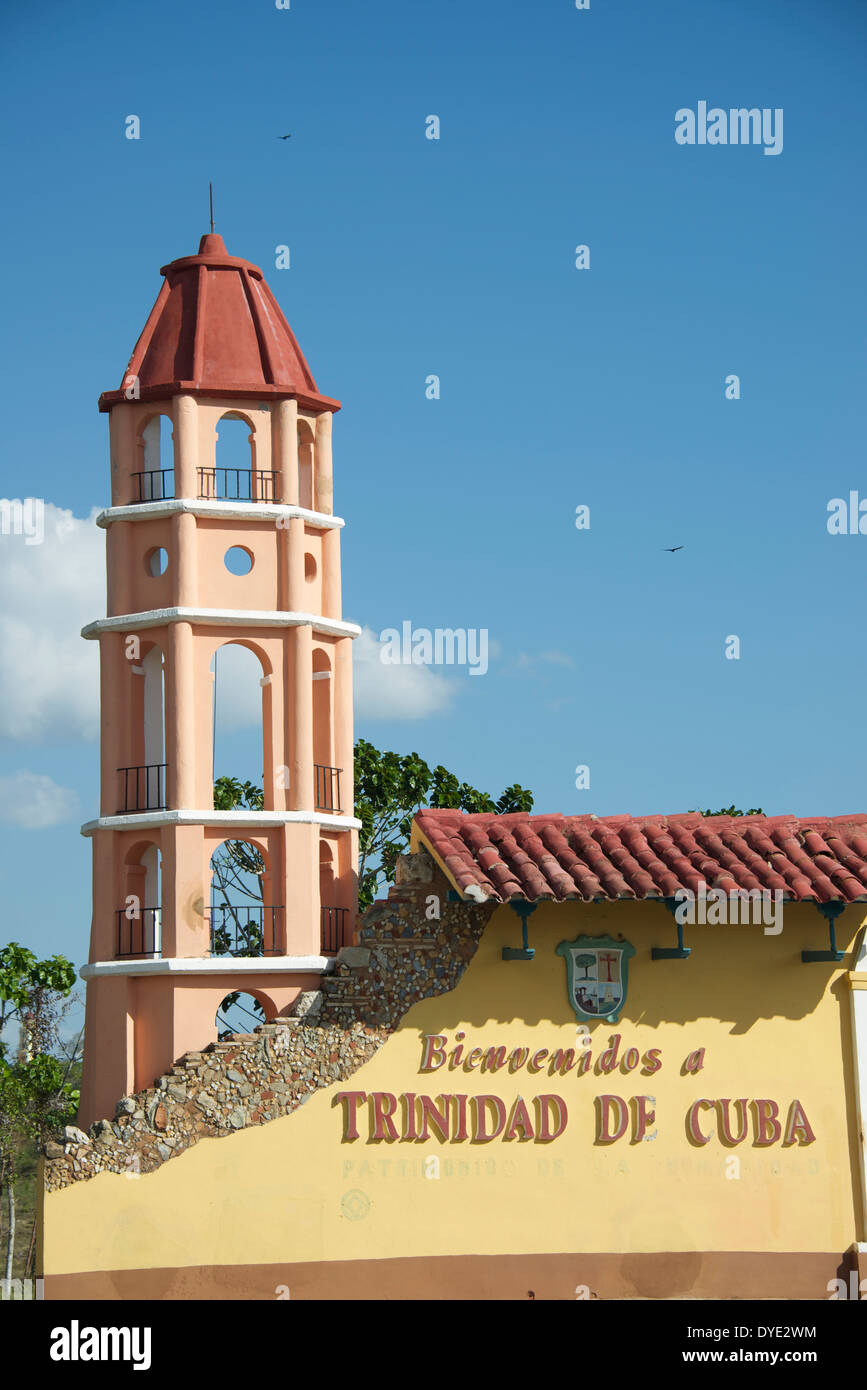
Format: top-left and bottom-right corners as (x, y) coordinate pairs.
(0, 771), (81, 829)
(352, 625), (454, 721)
(0, 504), (102, 742)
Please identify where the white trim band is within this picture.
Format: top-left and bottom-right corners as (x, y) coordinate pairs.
(97, 500), (345, 530)
(80, 955), (333, 980)
(81, 608), (362, 640)
(81, 809), (361, 836)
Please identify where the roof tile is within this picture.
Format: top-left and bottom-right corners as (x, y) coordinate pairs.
(413, 810), (867, 905)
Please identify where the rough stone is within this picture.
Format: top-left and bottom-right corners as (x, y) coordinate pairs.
(63, 1125), (91, 1146)
(338, 947), (371, 968)
(43, 881), (488, 1193)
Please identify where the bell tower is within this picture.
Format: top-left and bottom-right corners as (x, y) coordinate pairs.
(78, 232), (360, 1128)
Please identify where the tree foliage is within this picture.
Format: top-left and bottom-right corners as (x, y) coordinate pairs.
(354, 738), (533, 909)
(0, 944), (79, 1279)
(699, 806), (764, 818)
(214, 749), (534, 917)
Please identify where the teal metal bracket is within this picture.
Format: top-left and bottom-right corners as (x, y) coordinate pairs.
(651, 898), (691, 960)
(503, 901), (537, 960)
(802, 901), (846, 963)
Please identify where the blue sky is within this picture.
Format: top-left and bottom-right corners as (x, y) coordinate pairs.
(0, 0), (865, 993)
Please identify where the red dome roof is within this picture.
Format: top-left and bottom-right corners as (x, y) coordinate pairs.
(99, 233), (339, 413)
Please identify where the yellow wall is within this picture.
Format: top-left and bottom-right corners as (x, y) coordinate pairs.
(45, 901), (865, 1277)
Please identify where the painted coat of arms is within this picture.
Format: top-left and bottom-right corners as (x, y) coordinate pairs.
(556, 935), (635, 1023)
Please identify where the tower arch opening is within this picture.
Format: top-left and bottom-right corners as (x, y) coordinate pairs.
(298, 419), (315, 509)
(136, 413), (174, 502)
(215, 989), (276, 1040)
(201, 411), (275, 502)
(312, 648), (339, 812)
(210, 640), (269, 798)
(119, 840), (162, 957)
(120, 640), (166, 814)
(207, 835), (278, 957)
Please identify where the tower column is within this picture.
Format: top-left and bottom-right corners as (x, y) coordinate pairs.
(174, 511), (197, 606)
(322, 527), (341, 620)
(100, 632), (128, 816)
(106, 521), (132, 617)
(109, 405), (136, 508)
(288, 625), (314, 811)
(334, 636), (354, 817)
(314, 411), (333, 515)
(286, 517), (305, 611)
(173, 394), (198, 499)
(274, 398), (299, 505)
(166, 621), (196, 808)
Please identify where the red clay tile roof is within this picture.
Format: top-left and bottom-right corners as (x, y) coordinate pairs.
(412, 810), (867, 904)
(99, 233), (339, 413)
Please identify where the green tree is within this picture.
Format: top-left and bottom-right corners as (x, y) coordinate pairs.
(573, 953), (595, 981)
(0, 944), (78, 1281)
(211, 778), (269, 1035)
(354, 738), (533, 910)
(698, 806), (764, 817)
(213, 748), (534, 920)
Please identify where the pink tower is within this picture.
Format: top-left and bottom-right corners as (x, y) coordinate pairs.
(77, 233), (359, 1128)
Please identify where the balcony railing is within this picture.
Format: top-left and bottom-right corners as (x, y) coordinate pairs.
(117, 764), (166, 814)
(207, 905), (283, 957)
(321, 905), (347, 955)
(197, 468), (280, 503)
(131, 469), (174, 503)
(116, 908), (161, 958)
(315, 764), (342, 813)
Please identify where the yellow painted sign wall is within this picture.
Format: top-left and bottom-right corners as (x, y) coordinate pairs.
(44, 902), (864, 1279)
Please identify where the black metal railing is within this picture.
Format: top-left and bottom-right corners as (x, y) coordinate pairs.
(116, 908), (161, 958)
(117, 763), (166, 813)
(197, 468), (280, 503)
(207, 905), (283, 957)
(321, 906), (347, 955)
(131, 469), (174, 503)
(315, 764), (342, 813)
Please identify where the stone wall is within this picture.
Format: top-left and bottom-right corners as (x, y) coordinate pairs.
(44, 850), (492, 1191)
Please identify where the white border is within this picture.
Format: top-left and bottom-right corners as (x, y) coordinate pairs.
(80, 955), (332, 979)
(81, 608), (362, 639)
(80, 809), (361, 836)
(97, 500), (345, 530)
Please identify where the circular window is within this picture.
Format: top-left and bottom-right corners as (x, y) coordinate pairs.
(224, 546), (254, 576)
(304, 552), (317, 581)
(145, 547), (168, 577)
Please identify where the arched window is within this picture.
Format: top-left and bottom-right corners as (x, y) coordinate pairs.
(298, 420), (315, 510)
(118, 842), (162, 957)
(119, 641), (166, 814)
(215, 991), (266, 1040)
(207, 836), (278, 957)
(313, 649), (339, 811)
(135, 414), (174, 502)
(319, 839), (339, 954)
(201, 413), (275, 502)
(210, 641), (267, 793)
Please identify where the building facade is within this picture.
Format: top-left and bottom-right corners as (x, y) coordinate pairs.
(77, 232), (359, 1128)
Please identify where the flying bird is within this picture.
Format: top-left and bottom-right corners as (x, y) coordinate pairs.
(662, 545), (684, 552)
(277, 133), (292, 139)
